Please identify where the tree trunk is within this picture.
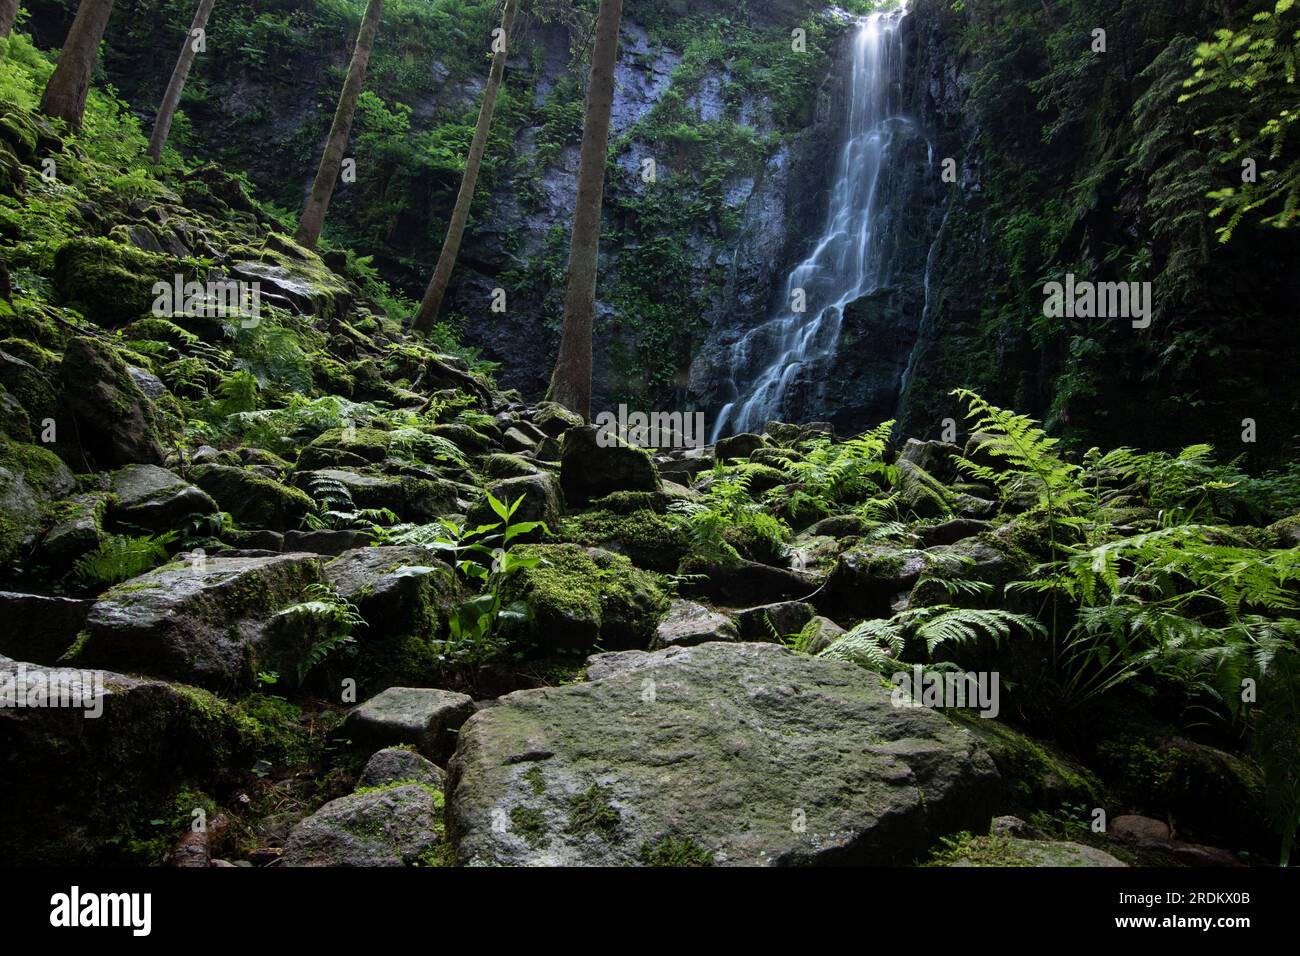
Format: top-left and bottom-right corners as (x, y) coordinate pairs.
(412, 0), (519, 334)
(294, 0), (384, 249)
(39, 0), (115, 133)
(147, 0), (217, 163)
(0, 0), (20, 38)
(546, 0), (622, 421)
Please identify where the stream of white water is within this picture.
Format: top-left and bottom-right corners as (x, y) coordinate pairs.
(711, 5), (912, 440)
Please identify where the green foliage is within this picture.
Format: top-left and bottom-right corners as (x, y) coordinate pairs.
(72, 532), (176, 586)
(1180, 1), (1300, 240)
(389, 493), (549, 666)
(669, 469), (790, 566)
(821, 606), (1043, 673)
(282, 583), (366, 684)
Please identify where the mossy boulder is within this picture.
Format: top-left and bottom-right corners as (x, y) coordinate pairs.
(322, 545), (454, 644)
(227, 234), (352, 320)
(482, 453), (541, 480)
(293, 468), (459, 524)
(531, 401), (584, 438)
(1267, 513), (1300, 548)
(71, 553), (323, 693)
(820, 542), (927, 619)
(0, 436), (76, 570)
(0, 659), (255, 865)
(342, 686), (475, 763)
(37, 492), (109, 573)
(560, 506), (689, 572)
(559, 425), (662, 506)
(0, 347), (59, 431)
(297, 427), (391, 470)
(467, 473), (563, 537)
(714, 432), (766, 462)
(190, 464), (313, 532)
(281, 783), (443, 867)
(108, 464), (217, 530)
(448, 642), (999, 865)
(60, 336), (167, 469)
(895, 458), (952, 519)
(52, 237), (190, 328)
(504, 543), (669, 652)
(952, 714), (1108, 817)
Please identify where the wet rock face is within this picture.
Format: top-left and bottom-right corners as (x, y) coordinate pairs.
(447, 642), (999, 866)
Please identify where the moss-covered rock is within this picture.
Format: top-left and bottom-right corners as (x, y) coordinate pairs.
(0, 435), (76, 571)
(190, 463), (313, 531)
(559, 426), (662, 506)
(60, 336), (167, 469)
(560, 507), (689, 572)
(952, 714), (1108, 817)
(0, 660), (257, 865)
(52, 237), (191, 328)
(297, 426), (391, 470)
(71, 553), (323, 693)
(505, 543), (669, 652)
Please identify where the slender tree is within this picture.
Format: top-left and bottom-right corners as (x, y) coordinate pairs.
(147, 0), (217, 163)
(412, 0), (519, 334)
(0, 0), (21, 38)
(295, 0), (383, 249)
(39, 0), (115, 133)
(546, 0), (622, 420)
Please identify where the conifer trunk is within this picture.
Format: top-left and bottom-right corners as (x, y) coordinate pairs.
(147, 0), (217, 163)
(294, 0), (384, 249)
(546, 0), (622, 421)
(412, 0), (519, 334)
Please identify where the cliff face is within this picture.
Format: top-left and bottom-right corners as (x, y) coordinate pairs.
(28, 0), (854, 417)
(889, 0), (1300, 464)
(25, 0), (1300, 462)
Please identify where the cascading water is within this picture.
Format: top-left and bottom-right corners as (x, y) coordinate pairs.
(711, 5), (912, 440)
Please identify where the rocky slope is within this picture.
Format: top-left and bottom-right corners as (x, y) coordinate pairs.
(1, 13), (1293, 869)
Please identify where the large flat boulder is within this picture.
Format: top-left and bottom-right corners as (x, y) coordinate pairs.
(71, 553), (322, 692)
(447, 642), (999, 866)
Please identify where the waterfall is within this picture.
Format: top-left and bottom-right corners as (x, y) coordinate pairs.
(711, 5), (912, 441)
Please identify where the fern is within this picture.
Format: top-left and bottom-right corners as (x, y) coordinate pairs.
(820, 606), (1043, 673)
(282, 584), (366, 684)
(73, 532), (176, 586)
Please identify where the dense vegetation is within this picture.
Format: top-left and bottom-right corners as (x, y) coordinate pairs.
(0, 0), (1297, 869)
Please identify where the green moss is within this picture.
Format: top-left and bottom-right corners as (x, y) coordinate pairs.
(566, 783), (620, 841)
(925, 832), (1034, 867)
(52, 237), (195, 328)
(506, 543), (669, 650)
(954, 714), (1107, 815)
(510, 805), (551, 850)
(639, 835), (714, 866)
(524, 764), (546, 796)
